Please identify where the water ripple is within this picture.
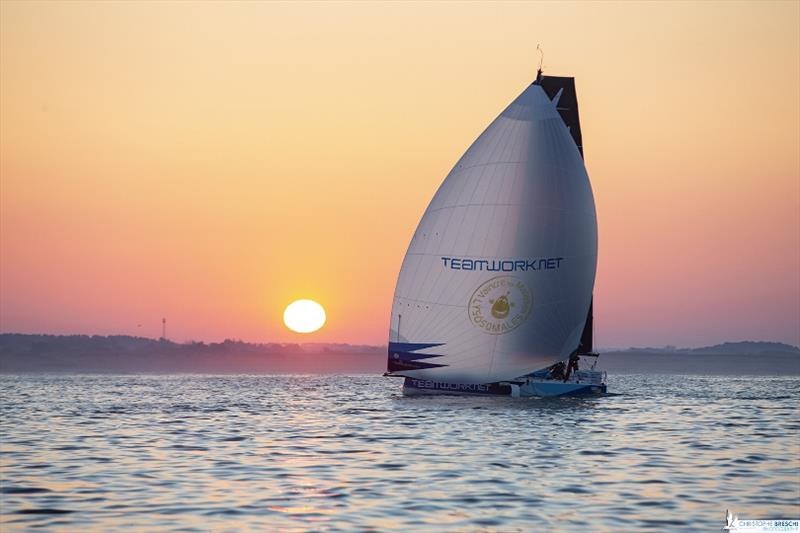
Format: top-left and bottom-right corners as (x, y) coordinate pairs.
(0, 374), (798, 532)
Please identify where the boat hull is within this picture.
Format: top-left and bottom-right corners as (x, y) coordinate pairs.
(402, 377), (606, 398)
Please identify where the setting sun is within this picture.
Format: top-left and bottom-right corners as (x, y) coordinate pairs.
(283, 300), (326, 334)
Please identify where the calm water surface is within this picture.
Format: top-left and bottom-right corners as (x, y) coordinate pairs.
(1, 374), (798, 532)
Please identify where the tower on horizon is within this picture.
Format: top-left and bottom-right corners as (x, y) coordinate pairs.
(161, 318), (166, 341)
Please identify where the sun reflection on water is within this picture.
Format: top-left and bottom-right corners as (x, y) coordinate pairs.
(0, 374), (798, 531)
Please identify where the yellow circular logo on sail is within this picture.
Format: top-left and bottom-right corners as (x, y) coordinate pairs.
(469, 276), (532, 335)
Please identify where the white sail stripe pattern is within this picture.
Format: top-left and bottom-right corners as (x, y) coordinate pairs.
(388, 79), (597, 384)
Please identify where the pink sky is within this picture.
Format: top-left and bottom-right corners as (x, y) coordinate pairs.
(1, 2), (798, 347)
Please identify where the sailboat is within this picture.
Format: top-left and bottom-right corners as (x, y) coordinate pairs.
(385, 65), (606, 397)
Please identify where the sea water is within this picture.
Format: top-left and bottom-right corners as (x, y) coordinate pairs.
(0, 374), (798, 532)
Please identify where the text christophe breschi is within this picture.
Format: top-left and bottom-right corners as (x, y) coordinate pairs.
(441, 256), (563, 272)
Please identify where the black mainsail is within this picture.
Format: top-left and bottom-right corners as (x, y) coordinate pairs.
(539, 74), (594, 355)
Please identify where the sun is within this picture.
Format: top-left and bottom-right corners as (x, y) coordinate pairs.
(283, 299), (326, 334)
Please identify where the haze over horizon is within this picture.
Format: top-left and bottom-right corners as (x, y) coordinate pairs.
(1, 330), (799, 353)
(1, 1), (798, 348)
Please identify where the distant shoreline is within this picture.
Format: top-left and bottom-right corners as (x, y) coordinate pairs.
(1, 334), (798, 375)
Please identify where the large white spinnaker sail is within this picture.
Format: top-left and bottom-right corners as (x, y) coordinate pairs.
(387, 74), (597, 384)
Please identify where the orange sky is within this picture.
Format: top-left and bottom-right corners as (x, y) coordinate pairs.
(1, 1), (798, 347)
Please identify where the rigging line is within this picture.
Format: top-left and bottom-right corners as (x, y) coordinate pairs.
(536, 44), (544, 79)
(536, 44), (544, 69)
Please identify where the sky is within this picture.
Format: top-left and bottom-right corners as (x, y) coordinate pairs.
(1, 1), (798, 348)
